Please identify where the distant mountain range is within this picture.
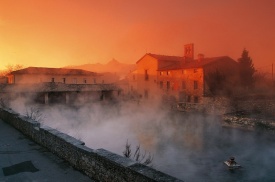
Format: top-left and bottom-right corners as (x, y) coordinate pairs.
(64, 59), (136, 79)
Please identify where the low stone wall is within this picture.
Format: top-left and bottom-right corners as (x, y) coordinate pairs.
(231, 99), (275, 117)
(181, 97), (231, 115)
(0, 108), (182, 182)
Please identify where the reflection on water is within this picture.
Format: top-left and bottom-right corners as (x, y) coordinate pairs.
(142, 112), (275, 181)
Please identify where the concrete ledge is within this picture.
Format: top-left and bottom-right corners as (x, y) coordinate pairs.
(0, 108), (183, 182)
(96, 148), (137, 167)
(40, 125), (85, 145)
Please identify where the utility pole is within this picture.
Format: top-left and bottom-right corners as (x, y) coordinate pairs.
(272, 63), (274, 88)
(272, 63), (273, 81)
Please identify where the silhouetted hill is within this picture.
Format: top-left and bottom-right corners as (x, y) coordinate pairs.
(64, 59), (136, 80)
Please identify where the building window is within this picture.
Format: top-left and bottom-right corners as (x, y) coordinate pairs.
(63, 78), (66, 83)
(51, 78), (55, 82)
(179, 91), (185, 101)
(167, 71), (170, 75)
(194, 96), (199, 103)
(194, 69), (198, 73)
(145, 70), (149, 81)
(94, 78), (96, 84)
(187, 95), (191, 102)
(8, 76), (14, 84)
(194, 81), (198, 89)
(160, 81), (163, 89)
(73, 78), (77, 84)
(83, 78), (87, 83)
(160, 71), (163, 76)
(144, 90), (148, 99)
(167, 81), (170, 90)
(182, 81), (186, 89)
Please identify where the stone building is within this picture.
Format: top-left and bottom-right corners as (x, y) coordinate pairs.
(6, 67), (102, 84)
(157, 55), (238, 103)
(1, 67), (120, 105)
(0, 76), (7, 84)
(130, 44), (238, 103)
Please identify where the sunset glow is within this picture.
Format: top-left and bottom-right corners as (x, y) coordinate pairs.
(0, 0), (274, 71)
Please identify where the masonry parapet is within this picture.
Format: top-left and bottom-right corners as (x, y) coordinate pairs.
(0, 108), (183, 182)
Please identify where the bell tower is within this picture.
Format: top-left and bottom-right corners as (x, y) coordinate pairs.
(184, 44), (194, 59)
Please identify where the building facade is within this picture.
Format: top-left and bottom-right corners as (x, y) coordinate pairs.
(1, 67), (120, 105)
(6, 67), (102, 84)
(157, 56), (238, 103)
(131, 44), (238, 103)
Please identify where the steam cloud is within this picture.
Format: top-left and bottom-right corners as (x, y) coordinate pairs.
(6, 94), (275, 181)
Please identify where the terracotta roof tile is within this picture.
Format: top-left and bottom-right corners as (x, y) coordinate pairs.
(147, 53), (184, 62)
(138, 53), (237, 71)
(157, 56), (237, 71)
(10, 67), (97, 76)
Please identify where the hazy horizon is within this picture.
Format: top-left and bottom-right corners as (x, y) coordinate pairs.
(1, 0), (274, 73)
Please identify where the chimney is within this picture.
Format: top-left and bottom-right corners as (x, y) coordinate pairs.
(197, 53), (204, 62)
(184, 43), (194, 60)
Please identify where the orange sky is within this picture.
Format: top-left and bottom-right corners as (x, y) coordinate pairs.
(0, 0), (274, 73)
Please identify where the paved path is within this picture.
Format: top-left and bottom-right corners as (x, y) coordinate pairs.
(0, 119), (95, 182)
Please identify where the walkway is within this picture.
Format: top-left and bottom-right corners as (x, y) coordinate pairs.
(0, 119), (95, 182)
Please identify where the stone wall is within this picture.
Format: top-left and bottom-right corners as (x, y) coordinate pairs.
(177, 97), (231, 114)
(198, 96), (275, 117)
(0, 108), (182, 182)
(230, 99), (275, 117)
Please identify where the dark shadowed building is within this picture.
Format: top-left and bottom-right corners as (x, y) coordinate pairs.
(6, 67), (101, 84)
(128, 44), (238, 104)
(0, 67), (120, 105)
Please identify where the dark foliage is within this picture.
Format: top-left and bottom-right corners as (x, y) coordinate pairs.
(205, 69), (233, 96)
(238, 49), (256, 88)
(0, 64), (24, 76)
(123, 140), (153, 166)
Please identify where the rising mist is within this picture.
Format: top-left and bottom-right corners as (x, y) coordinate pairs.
(5, 94), (275, 181)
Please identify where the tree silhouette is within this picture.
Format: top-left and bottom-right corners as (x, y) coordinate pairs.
(205, 69), (225, 95)
(123, 140), (153, 166)
(205, 69), (234, 96)
(238, 49), (256, 88)
(0, 64), (24, 76)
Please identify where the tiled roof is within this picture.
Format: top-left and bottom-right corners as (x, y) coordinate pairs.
(147, 53), (184, 62)
(136, 53), (186, 64)
(157, 56), (237, 71)
(10, 67), (97, 76)
(0, 83), (119, 93)
(137, 53), (236, 71)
